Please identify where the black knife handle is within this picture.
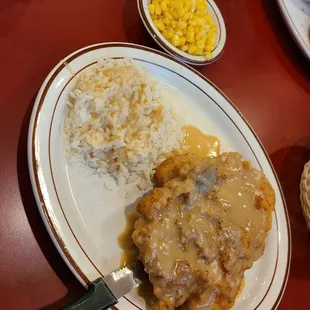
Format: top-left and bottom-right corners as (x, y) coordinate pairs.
(61, 278), (118, 310)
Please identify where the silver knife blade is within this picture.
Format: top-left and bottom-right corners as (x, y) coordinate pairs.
(103, 267), (141, 299)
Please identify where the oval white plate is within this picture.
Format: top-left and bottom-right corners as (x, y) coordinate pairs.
(28, 42), (291, 310)
(277, 0), (310, 61)
(137, 0), (226, 65)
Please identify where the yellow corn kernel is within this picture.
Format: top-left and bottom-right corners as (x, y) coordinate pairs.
(197, 0), (206, 7)
(181, 44), (188, 52)
(175, 29), (184, 37)
(209, 19), (216, 28)
(187, 25), (194, 32)
(196, 29), (206, 39)
(196, 10), (205, 17)
(175, 34), (186, 47)
(151, 14), (158, 21)
(206, 37), (215, 45)
(194, 16), (203, 27)
(206, 31), (215, 44)
(162, 28), (173, 39)
(186, 31), (195, 43)
(196, 4), (206, 12)
(202, 24), (211, 32)
(161, 0), (168, 11)
(149, 3), (155, 15)
(196, 38), (206, 49)
(206, 13), (213, 23)
(171, 34), (182, 47)
(163, 11), (173, 20)
(156, 19), (166, 31)
(188, 19), (197, 26)
(154, 19), (160, 28)
(188, 44), (197, 55)
(184, 0), (191, 11)
(171, 20), (177, 28)
(163, 17), (171, 26)
(171, 1), (183, 10)
(205, 51), (212, 59)
(177, 21), (187, 30)
(171, 10), (179, 20)
(178, 8), (186, 18)
(208, 29), (215, 36)
(193, 26), (200, 35)
(200, 26), (207, 33)
(194, 48), (204, 55)
(200, 15), (207, 24)
(182, 12), (191, 21)
(205, 44), (213, 52)
(155, 3), (162, 15)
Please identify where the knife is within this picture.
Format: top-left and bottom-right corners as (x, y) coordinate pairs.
(61, 267), (140, 310)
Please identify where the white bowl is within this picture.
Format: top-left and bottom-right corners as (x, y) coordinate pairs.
(137, 0), (227, 65)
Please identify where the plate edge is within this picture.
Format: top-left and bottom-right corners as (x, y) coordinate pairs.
(27, 42), (292, 309)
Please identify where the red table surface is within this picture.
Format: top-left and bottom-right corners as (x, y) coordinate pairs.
(0, 0), (309, 309)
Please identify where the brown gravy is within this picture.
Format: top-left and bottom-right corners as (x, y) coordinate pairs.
(181, 125), (220, 158)
(118, 212), (140, 267)
(118, 212), (157, 305)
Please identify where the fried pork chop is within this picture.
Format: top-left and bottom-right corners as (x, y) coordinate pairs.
(132, 152), (275, 310)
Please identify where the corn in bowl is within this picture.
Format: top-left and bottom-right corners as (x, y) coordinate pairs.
(149, 0), (217, 58)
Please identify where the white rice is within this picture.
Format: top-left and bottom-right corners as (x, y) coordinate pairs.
(64, 58), (184, 189)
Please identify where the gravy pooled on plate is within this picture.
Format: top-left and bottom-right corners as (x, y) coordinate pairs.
(181, 125), (220, 158)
